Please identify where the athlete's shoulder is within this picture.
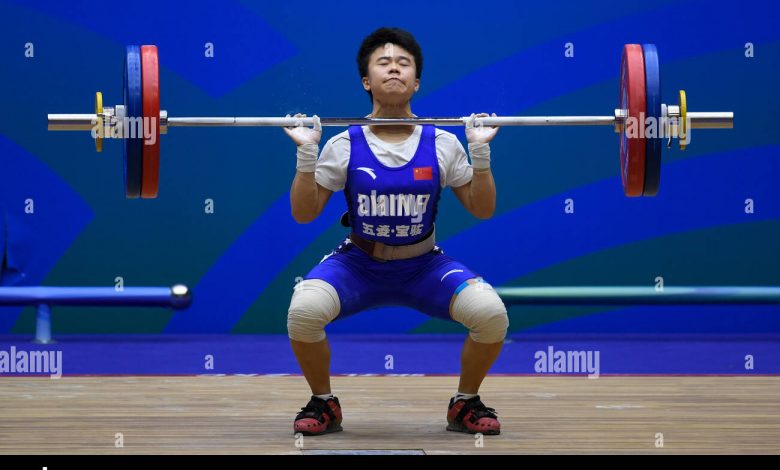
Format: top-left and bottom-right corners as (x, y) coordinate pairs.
(325, 129), (351, 147)
(433, 127), (461, 143)
(433, 127), (465, 154)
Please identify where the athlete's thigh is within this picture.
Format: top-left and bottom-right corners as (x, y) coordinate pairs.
(401, 249), (481, 321)
(304, 239), (387, 320)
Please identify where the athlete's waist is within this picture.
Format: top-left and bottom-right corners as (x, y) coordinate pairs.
(349, 225), (436, 262)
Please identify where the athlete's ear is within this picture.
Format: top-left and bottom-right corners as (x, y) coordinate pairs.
(414, 78), (420, 92)
(362, 76), (371, 92)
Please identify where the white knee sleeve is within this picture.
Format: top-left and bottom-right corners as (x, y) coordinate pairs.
(451, 281), (509, 344)
(287, 279), (341, 343)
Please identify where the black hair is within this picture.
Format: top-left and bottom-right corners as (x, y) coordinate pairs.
(356, 27), (423, 103)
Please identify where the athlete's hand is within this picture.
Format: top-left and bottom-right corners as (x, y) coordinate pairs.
(465, 112), (499, 144)
(283, 113), (322, 146)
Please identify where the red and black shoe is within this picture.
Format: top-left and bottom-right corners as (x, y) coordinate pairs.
(293, 395), (343, 436)
(446, 395), (500, 435)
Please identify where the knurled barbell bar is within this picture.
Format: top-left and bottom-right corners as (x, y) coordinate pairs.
(47, 44), (734, 199)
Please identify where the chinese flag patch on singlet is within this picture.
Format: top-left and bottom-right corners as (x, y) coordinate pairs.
(413, 166), (433, 181)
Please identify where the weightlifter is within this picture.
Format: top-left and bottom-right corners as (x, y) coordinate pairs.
(283, 27), (508, 436)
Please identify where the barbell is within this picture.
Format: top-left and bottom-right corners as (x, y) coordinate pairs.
(47, 44), (734, 199)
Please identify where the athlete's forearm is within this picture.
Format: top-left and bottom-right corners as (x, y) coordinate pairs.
(469, 168), (496, 219)
(290, 144), (321, 223)
(467, 142), (496, 219)
(290, 171), (323, 223)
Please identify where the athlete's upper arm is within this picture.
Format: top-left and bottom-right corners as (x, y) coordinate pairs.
(315, 135), (350, 192)
(438, 132), (473, 189)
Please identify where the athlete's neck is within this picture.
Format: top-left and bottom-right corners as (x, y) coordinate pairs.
(368, 102), (416, 137)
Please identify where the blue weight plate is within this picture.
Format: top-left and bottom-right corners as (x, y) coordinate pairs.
(124, 45), (143, 198)
(642, 44), (661, 196)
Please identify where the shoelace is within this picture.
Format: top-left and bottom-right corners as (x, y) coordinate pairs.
(455, 397), (498, 423)
(296, 398), (334, 421)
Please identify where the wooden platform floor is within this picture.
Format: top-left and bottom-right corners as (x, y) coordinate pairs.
(1, 376), (779, 454)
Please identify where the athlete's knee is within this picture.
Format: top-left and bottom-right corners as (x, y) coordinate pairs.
(451, 280), (509, 344)
(287, 279), (341, 343)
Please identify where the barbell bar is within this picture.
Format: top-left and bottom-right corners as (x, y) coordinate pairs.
(47, 113), (733, 129)
(47, 44), (734, 199)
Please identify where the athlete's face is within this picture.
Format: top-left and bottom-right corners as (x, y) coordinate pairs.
(362, 43), (419, 105)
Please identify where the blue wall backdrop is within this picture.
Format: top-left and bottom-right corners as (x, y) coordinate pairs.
(1, 0), (778, 336)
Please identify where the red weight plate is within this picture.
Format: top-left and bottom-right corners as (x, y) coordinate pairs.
(141, 45), (160, 198)
(618, 44), (646, 197)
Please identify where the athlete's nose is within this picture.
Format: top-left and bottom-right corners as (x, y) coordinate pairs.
(388, 60), (400, 75)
